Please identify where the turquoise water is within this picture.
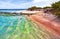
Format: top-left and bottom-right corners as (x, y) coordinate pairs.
(0, 15), (43, 39)
(0, 15), (30, 39)
(0, 16), (21, 26)
(0, 10), (59, 39)
(0, 15), (56, 39)
(0, 16), (22, 33)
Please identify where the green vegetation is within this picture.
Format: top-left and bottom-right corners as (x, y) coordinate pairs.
(43, 6), (51, 9)
(28, 6), (42, 11)
(51, 1), (60, 18)
(28, 1), (60, 18)
(52, 1), (60, 11)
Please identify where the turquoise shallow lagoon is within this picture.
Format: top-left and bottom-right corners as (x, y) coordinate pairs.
(0, 16), (24, 26)
(0, 10), (59, 39)
(0, 15), (40, 39)
(0, 15), (57, 39)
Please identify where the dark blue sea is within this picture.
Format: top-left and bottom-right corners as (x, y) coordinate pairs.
(0, 9), (26, 12)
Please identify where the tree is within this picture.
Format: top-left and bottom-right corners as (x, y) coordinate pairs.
(28, 6), (37, 11)
(51, 1), (60, 17)
(52, 1), (60, 11)
(28, 6), (42, 11)
(43, 6), (51, 9)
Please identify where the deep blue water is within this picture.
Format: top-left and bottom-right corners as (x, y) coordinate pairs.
(0, 9), (26, 12)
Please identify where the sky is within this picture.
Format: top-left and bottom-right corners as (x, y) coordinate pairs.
(0, 0), (59, 9)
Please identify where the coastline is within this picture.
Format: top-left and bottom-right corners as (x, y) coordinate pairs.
(27, 11), (60, 37)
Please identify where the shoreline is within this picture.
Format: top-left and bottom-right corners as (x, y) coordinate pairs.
(28, 11), (60, 37)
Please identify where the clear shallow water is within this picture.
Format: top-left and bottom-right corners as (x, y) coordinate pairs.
(0, 15), (51, 39)
(0, 10), (59, 39)
(0, 16), (22, 26)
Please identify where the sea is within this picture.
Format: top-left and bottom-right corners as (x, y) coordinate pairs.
(0, 9), (26, 12)
(0, 9), (26, 26)
(0, 9), (60, 39)
(0, 9), (32, 39)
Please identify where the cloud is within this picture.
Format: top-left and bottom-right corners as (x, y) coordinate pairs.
(33, 0), (49, 3)
(0, 0), (33, 9)
(31, 0), (60, 7)
(0, 0), (59, 9)
(33, 0), (59, 3)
